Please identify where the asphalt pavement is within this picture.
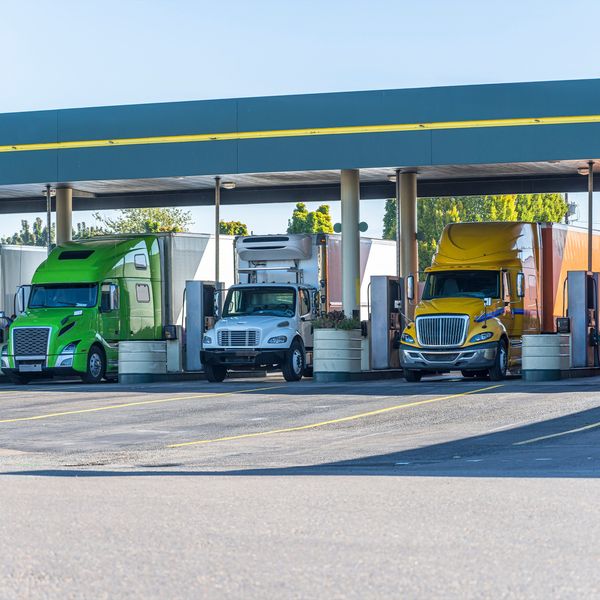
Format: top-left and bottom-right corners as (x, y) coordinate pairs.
(0, 375), (599, 598)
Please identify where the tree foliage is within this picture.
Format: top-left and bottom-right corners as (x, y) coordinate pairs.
(287, 203), (334, 234)
(219, 220), (249, 235)
(93, 207), (193, 233)
(0, 217), (104, 246)
(383, 193), (568, 271)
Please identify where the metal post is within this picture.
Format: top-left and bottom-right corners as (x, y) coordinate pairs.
(214, 175), (221, 293)
(588, 160), (594, 273)
(45, 184), (52, 255)
(395, 168), (401, 279)
(340, 169), (360, 317)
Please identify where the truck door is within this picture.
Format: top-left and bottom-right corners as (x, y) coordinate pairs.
(298, 288), (313, 348)
(99, 281), (121, 342)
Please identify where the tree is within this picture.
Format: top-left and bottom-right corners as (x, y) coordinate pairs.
(287, 203), (334, 234)
(93, 207), (192, 233)
(220, 220), (248, 235)
(1, 217), (54, 247)
(382, 193), (568, 271)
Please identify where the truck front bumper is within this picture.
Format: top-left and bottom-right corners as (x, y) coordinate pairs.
(201, 349), (287, 369)
(399, 341), (497, 372)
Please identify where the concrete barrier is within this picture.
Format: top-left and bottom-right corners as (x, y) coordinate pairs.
(522, 334), (571, 381)
(118, 341), (167, 384)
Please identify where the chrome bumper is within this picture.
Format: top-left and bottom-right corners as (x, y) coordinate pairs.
(399, 342), (497, 371)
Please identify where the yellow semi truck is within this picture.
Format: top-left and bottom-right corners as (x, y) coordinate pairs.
(399, 221), (597, 382)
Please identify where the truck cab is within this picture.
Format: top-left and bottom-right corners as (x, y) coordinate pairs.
(201, 282), (317, 382)
(1, 237), (161, 384)
(399, 222), (542, 382)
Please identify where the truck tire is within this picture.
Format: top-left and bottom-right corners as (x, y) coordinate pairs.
(81, 345), (106, 384)
(7, 373), (30, 385)
(488, 339), (508, 381)
(282, 340), (305, 382)
(205, 364), (227, 382)
(404, 369), (422, 383)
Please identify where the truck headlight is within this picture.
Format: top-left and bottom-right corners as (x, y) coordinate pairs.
(470, 331), (493, 343)
(267, 335), (288, 344)
(1, 345), (7, 357)
(203, 335), (213, 345)
(401, 333), (415, 344)
(62, 342), (78, 354)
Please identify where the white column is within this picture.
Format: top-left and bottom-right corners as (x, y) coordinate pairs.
(341, 169), (360, 317)
(55, 187), (72, 245)
(399, 172), (418, 318)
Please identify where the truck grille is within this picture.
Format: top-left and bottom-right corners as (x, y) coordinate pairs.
(13, 327), (50, 357)
(416, 315), (469, 347)
(218, 330), (260, 347)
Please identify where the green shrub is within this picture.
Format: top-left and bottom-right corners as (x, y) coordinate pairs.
(312, 311), (360, 330)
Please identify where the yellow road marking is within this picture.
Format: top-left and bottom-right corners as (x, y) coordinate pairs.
(0, 385), (283, 424)
(513, 420), (600, 445)
(1, 114), (599, 153)
(168, 384), (503, 448)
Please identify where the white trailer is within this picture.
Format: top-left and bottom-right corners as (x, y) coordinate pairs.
(0, 245), (47, 315)
(201, 233), (396, 382)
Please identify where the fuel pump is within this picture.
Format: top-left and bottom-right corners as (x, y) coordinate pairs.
(369, 275), (403, 369)
(184, 280), (219, 371)
(566, 271), (600, 368)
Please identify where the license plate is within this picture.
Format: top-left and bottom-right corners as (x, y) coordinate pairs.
(19, 364), (42, 373)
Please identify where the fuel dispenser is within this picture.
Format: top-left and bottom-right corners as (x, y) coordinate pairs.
(566, 271), (600, 368)
(369, 275), (403, 370)
(184, 280), (219, 371)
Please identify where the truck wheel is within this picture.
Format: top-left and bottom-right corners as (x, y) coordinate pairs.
(488, 340), (508, 381)
(7, 373), (30, 385)
(205, 364), (227, 383)
(81, 345), (105, 384)
(282, 340), (305, 382)
(404, 369), (422, 383)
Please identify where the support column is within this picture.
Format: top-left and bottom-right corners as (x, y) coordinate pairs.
(341, 169), (360, 317)
(397, 171), (418, 317)
(55, 187), (72, 245)
(588, 161), (594, 273)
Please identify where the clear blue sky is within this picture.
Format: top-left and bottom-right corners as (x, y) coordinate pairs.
(2, 0), (600, 237)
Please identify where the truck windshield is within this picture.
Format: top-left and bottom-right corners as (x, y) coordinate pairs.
(223, 287), (296, 318)
(422, 271), (500, 300)
(29, 284), (98, 308)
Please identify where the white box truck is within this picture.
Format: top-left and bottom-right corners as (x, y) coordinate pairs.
(201, 233), (396, 382)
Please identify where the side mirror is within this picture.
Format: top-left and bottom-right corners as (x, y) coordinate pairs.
(406, 275), (415, 302)
(516, 273), (525, 298)
(484, 297), (493, 307)
(14, 285), (31, 314)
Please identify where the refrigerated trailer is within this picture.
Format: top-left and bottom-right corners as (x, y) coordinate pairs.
(399, 222), (600, 381)
(0, 245), (47, 315)
(201, 233), (397, 382)
(1, 233), (234, 384)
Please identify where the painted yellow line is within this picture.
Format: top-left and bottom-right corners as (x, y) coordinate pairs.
(168, 384), (503, 448)
(1, 114), (600, 153)
(513, 420), (600, 446)
(0, 385), (283, 424)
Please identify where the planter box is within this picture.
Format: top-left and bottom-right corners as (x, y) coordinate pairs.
(313, 329), (362, 382)
(522, 334), (571, 381)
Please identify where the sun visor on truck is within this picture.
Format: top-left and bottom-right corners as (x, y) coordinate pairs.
(236, 235), (312, 261)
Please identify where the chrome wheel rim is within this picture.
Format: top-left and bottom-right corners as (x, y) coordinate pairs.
(292, 349), (303, 375)
(499, 345), (507, 375)
(89, 352), (102, 378)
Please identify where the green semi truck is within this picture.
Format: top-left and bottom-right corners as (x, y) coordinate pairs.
(0, 233), (232, 384)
